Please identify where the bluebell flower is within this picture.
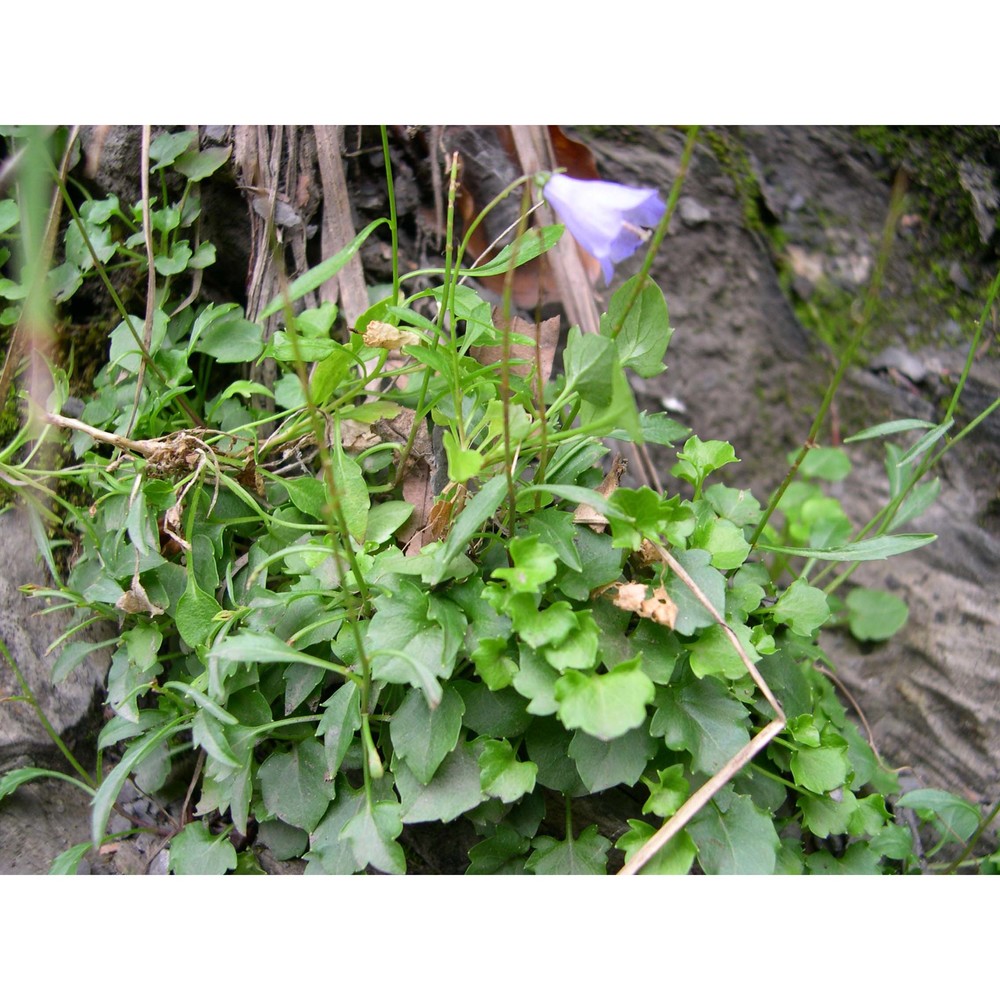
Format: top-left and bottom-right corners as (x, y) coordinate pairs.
(543, 174), (666, 284)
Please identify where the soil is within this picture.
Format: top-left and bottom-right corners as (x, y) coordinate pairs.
(2, 125), (997, 873)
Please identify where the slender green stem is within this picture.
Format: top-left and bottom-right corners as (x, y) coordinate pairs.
(750, 170), (908, 552)
(380, 126), (400, 303)
(0, 634), (95, 786)
(815, 263), (1000, 591)
(608, 126), (700, 341)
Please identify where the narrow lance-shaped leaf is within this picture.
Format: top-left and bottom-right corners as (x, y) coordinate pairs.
(261, 218), (388, 319)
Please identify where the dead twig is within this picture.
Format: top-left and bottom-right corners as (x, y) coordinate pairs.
(617, 539), (786, 875)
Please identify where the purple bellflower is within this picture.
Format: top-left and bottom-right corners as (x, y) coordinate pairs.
(542, 173), (666, 284)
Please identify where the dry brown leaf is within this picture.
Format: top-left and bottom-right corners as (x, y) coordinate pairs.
(612, 582), (648, 614)
(362, 321), (420, 351)
(470, 310), (561, 391)
(611, 581), (678, 630)
(116, 574), (164, 617)
(573, 454), (628, 531)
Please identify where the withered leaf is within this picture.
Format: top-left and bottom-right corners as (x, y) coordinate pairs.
(573, 454), (628, 531)
(611, 582), (678, 630)
(363, 320), (420, 351)
(116, 574), (165, 617)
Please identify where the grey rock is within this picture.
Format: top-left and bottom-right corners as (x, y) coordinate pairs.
(870, 347), (928, 384)
(678, 196), (711, 227)
(948, 260), (973, 293)
(0, 505), (112, 772)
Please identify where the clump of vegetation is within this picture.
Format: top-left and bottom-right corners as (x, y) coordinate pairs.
(1, 125), (998, 874)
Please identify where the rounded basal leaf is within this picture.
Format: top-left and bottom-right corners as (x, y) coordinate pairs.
(390, 685), (465, 785)
(478, 739), (537, 803)
(525, 824), (611, 875)
(790, 745), (850, 794)
(569, 725), (657, 793)
(770, 579), (830, 637)
(258, 738), (332, 833)
(845, 587), (909, 641)
(397, 743), (486, 823)
(616, 820), (696, 875)
(492, 535), (559, 593)
(688, 794), (779, 875)
(340, 800), (406, 875)
(554, 657), (655, 741)
(168, 821), (237, 875)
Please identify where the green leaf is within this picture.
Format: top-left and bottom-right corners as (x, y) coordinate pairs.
(671, 436), (739, 493)
(492, 535), (559, 594)
(526, 824), (610, 875)
(523, 717), (587, 795)
(154, 242), (193, 276)
(603, 274), (672, 377)
(845, 587), (909, 641)
(49, 842), (93, 875)
(149, 130), (196, 169)
(563, 326), (615, 406)
(642, 764), (690, 818)
(844, 418), (937, 443)
(770, 579), (830, 637)
(616, 820), (696, 874)
(52, 636), (117, 684)
(257, 738), (332, 833)
(757, 533), (936, 561)
(887, 477), (940, 531)
(466, 825), (531, 874)
(261, 217), (388, 319)
(390, 685), (465, 784)
(442, 430), (485, 483)
(896, 420), (954, 466)
(664, 548), (726, 635)
(478, 738), (538, 803)
(304, 776), (367, 873)
(427, 475), (507, 586)
(790, 745), (849, 794)
(804, 843), (879, 874)
(605, 488), (693, 551)
(397, 742), (486, 823)
(0, 198), (19, 234)
(798, 446), (851, 481)
(687, 622), (754, 680)
(168, 821), (237, 875)
(544, 611), (603, 668)
(211, 631), (352, 677)
(692, 517), (751, 570)
(176, 581), (222, 648)
(317, 683), (361, 773)
(458, 224), (564, 277)
(0, 768), (92, 805)
(195, 314), (263, 363)
(174, 145), (232, 181)
(554, 656), (655, 741)
(340, 798), (406, 874)
(688, 793), (779, 874)
(569, 724), (657, 793)
(896, 788), (981, 843)
(577, 365), (642, 441)
(798, 788), (858, 838)
(634, 410), (690, 447)
(330, 445), (370, 542)
(92, 717), (190, 844)
(651, 676), (750, 774)
(524, 508), (581, 572)
(367, 580), (466, 707)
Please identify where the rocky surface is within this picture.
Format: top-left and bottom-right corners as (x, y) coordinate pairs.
(2, 125), (997, 872)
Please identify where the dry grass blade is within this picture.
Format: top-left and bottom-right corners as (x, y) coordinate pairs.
(617, 539), (786, 875)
